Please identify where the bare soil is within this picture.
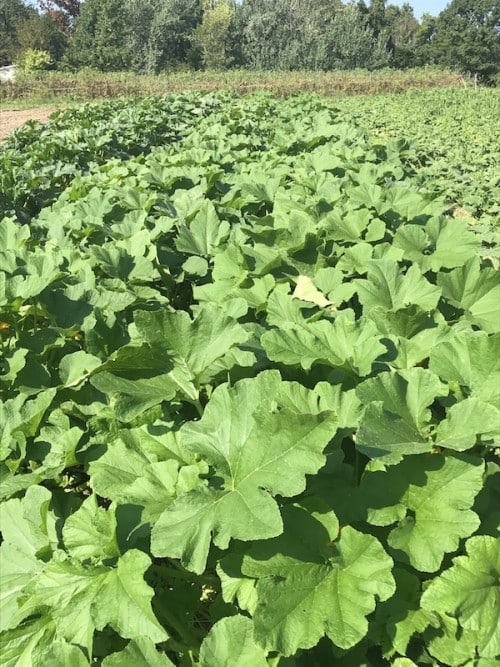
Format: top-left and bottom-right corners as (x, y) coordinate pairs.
(0, 107), (56, 141)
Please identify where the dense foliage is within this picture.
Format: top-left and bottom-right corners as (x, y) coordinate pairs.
(424, 0), (500, 84)
(0, 91), (498, 666)
(0, 0), (498, 81)
(0, 0), (37, 66)
(338, 88), (500, 226)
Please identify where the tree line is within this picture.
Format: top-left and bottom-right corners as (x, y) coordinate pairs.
(1, 0), (498, 83)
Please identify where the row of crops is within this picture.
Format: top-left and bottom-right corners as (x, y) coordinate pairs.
(0, 91), (499, 667)
(337, 88), (500, 227)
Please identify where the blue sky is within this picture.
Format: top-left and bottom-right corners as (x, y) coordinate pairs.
(26, 0), (450, 21)
(387, 1), (450, 19)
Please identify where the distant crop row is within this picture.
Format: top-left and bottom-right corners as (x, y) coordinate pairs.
(0, 67), (469, 104)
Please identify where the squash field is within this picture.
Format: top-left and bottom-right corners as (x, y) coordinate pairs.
(0, 90), (499, 667)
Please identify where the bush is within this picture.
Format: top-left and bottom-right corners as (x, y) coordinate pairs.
(18, 48), (53, 73)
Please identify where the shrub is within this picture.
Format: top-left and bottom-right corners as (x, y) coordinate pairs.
(19, 48), (53, 73)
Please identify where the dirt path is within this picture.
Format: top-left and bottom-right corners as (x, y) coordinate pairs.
(0, 107), (56, 141)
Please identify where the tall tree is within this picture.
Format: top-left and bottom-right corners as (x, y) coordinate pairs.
(129, 0), (202, 72)
(240, 0), (298, 70)
(66, 0), (132, 70)
(412, 12), (438, 66)
(384, 2), (420, 67)
(36, 0), (80, 31)
(241, 0), (388, 71)
(367, 0), (388, 38)
(319, 4), (390, 70)
(240, 0), (341, 70)
(16, 12), (68, 62)
(429, 0), (500, 83)
(0, 0), (37, 65)
(195, 0), (235, 69)
(124, 0), (157, 72)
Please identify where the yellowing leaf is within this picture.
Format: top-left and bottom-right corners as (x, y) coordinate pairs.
(293, 275), (333, 309)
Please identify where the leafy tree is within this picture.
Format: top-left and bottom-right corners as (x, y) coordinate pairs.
(412, 12), (438, 66)
(428, 0), (500, 83)
(124, 0), (157, 72)
(66, 0), (132, 71)
(16, 13), (68, 62)
(223, 0), (246, 67)
(366, 0), (388, 38)
(35, 0), (80, 31)
(240, 0), (342, 70)
(292, 0), (344, 70)
(128, 0), (202, 73)
(319, 4), (390, 70)
(240, 0), (301, 70)
(240, 0), (390, 71)
(358, 0), (419, 66)
(385, 3), (420, 67)
(0, 0), (37, 65)
(195, 0), (235, 69)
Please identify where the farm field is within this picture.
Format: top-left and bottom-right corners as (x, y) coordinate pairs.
(0, 89), (499, 667)
(336, 88), (500, 228)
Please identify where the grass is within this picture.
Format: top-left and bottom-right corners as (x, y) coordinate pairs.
(0, 97), (72, 111)
(0, 66), (470, 109)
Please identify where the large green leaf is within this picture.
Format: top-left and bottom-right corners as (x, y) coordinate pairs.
(425, 615), (484, 667)
(102, 639), (175, 667)
(133, 305), (249, 392)
(90, 372), (179, 422)
(265, 287), (310, 329)
(261, 310), (386, 376)
(199, 616), (268, 667)
(89, 428), (205, 524)
(59, 351), (102, 388)
(367, 306), (451, 369)
(438, 258), (500, 333)
(0, 617), (56, 667)
(32, 417), (83, 478)
(32, 641), (89, 667)
(355, 260), (441, 313)
(0, 486), (53, 630)
(0, 545), (44, 632)
(18, 550), (167, 653)
(421, 535), (500, 659)
(0, 389), (56, 462)
(91, 305), (249, 417)
(361, 455), (483, 571)
(62, 494), (119, 562)
(393, 218), (480, 272)
(355, 368), (446, 462)
(242, 502), (395, 654)
(374, 568), (439, 658)
(0, 485), (52, 558)
(151, 371), (337, 573)
(176, 199), (230, 257)
(436, 397), (500, 451)
(429, 331), (500, 409)
(262, 309), (385, 375)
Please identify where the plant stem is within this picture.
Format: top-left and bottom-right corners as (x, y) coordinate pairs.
(268, 656), (282, 667)
(191, 397), (204, 417)
(354, 446), (361, 486)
